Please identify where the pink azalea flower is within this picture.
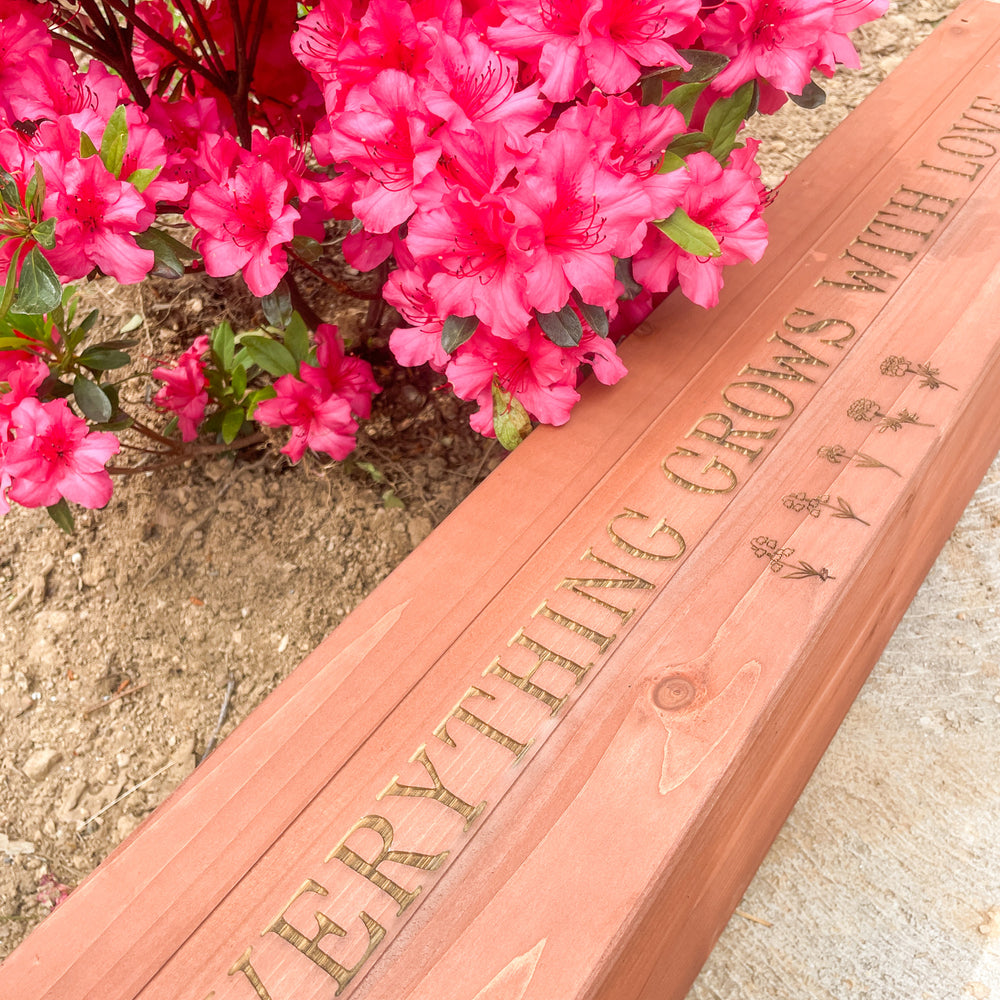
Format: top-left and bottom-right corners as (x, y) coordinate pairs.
(36, 123), (154, 285)
(405, 191), (533, 339)
(446, 324), (582, 434)
(422, 25), (549, 137)
(254, 376), (359, 463)
(384, 263), (453, 371)
(121, 106), (189, 225)
(488, 0), (592, 101)
(321, 69), (443, 233)
(300, 324), (381, 419)
(633, 150), (768, 308)
(151, 336), (210, 442)
(186, 156), (300, 296)
(558, 93), (688, 217)
(511, 127), (654, 314)
(4, 396), (119, 510)
(703, 0), (836, 104)
(580, 0), (700, 95)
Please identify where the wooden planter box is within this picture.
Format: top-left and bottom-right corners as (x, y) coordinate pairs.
(5, 3), (1000, 997)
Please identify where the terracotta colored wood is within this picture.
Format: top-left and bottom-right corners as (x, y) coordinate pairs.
(4, 5), (1000, 998)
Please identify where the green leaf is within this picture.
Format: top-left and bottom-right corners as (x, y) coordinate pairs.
(640, 75), (665, 107)
(30, 216), (56, 250)
(211, 320), (236, 372)
(78, 308), (99, 335)
(441, 314), (479, 353)
(221, 407), (245, 444)
(244, 385), (276, 413)
(260, 280), (292, 329)
(283, 312), (310, 364)
(290, 235), (322, 263)
(654, 208), (721, 257)
(535, 305), (582, 347)
(571, 290), (608, 338)
(703, 81), (755, 163)
(660, 82), (709, 124)
(673, 49), (730, 83)
(492, 378), (532, 451)
(0, 167), (19, 210)
(788, 81), (827, 109)
(666, 131), (712, 159)
(11, 247), (62, 314)
(100, 105), (129, 176)
(240, 334), (297, 376)
(355, 459), (385, 483)
(73, 374), (113, 422)
(26, 163), (45, 219)
(134, 228), (196, 279)
(77, 346), (131, 371)
(231, 359), (248, 398)
(120, 313), (143, 334)
(658, 151), (686, 174)
(126, 166), (161, 193)
(0, 258), (17, 319)
(614, 257), (643, 301)
(80, 131), (99, 159)
(382, 489), (405, 510)
(46, 498), (75, 533)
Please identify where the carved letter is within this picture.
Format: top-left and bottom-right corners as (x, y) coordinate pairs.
(326, 816), (448, 916)
(606, 508), (686, 559)
(869, 211), (934, 238)
(853, 233), (917, 260)
(954, 111), (1000, 133)
(662, 448), (738, 495)
(782, 308), (857, 347)
(971, 96), (1000, 116)
(531, 600), (615, 654)
(483, 654), (569, 715)
(259, 880), (386, 994)
(434, 686), (532, 758)
(919, 158), (984, 180)
(687, 413), (774, 461)
(378, 746), (486, 830)
(888, 186), (956, 219)
(721, 381), (795, 421)
(937, 134), (997, 158)
(557, 547), (655, 622)
(228, 949), (273, 1000)
(508, 631), (590, 685)
(740, 331), (828, 384)
(817, 247), (896, 292)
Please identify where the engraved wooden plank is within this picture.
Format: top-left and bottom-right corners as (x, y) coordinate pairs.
(4, 4), (1000, 998)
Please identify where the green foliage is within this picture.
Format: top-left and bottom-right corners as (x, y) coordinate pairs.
(654, 208), (722, 257)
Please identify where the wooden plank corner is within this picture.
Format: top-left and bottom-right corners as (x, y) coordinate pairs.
(4, 3), (1000, 998)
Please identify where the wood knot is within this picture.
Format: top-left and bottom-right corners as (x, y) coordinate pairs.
(652, 675), (697, 711)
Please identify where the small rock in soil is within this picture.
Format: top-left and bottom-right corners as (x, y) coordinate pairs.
(21, 748), (62, 782)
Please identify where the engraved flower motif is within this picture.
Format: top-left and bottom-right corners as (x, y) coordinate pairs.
(847, 398), (881, 422)
(880, 355), (909, 377)
(781, 491), (823, 516)
(878, 354), (954, 390)
(818, 444), (847, 464)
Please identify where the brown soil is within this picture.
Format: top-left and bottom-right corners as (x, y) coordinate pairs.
(0, 0), (964, 960)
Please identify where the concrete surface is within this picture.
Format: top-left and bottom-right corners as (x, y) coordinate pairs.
(688, 453), (1000, 1000)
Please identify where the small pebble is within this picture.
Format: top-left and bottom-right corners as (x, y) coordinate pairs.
(22, 749), (62, 782)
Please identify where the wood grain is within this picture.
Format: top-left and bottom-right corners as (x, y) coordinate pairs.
(3, 5), (1000, 999)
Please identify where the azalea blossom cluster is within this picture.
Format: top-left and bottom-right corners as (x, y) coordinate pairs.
(1, 351), (119, 515)
(0, 0), (888, 524)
